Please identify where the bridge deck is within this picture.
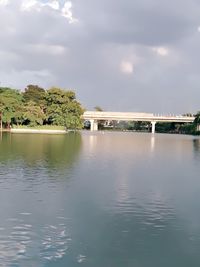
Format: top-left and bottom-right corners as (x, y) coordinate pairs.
(83, 111), (195, 123)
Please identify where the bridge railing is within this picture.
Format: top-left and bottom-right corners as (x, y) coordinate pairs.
(83, 111), (195, 121)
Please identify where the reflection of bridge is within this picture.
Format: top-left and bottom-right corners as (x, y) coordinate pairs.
(83, 111), (195, 133)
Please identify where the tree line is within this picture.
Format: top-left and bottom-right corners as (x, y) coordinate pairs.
(0, 85), (84, 129)
(94, 111), (200, 135)
(1, 85), (200, 134)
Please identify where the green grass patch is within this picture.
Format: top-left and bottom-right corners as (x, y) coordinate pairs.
(12, 125), (66, 130)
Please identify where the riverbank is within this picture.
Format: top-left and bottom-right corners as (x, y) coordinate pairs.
(10, 128), (68, 134)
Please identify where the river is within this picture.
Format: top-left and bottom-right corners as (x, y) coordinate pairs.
(0, 131), (200, 267)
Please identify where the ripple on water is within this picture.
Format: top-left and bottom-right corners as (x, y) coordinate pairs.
(108, 189), (175, 234)
(77, 254), (86, 263)
(0, 214), (72, 266)
(39, 222), (70, 261)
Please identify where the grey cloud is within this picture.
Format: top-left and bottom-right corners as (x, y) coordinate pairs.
(0, 0), (200, 113)
(73, 0), (199, 46)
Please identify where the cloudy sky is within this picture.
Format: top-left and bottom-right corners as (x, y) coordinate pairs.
(0, 0), (200, 113)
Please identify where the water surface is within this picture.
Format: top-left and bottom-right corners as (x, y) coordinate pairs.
(0, 131), (200, 267)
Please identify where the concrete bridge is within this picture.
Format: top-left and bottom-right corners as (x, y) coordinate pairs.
(83, 111), (195, 133)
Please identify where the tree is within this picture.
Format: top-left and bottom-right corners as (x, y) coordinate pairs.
(23, 85), (46, 110)
(133, 121), (149, 131)
(45, 87), (84, 129)
(194, 111), (200, 124)
(194, 111), (200, 131)
(0, 87), (23, 128)
(94, 106), (103, 111)
(0, 111), (2, 132)
(22, 101), (45, 126)
(0, 85), (84, 129)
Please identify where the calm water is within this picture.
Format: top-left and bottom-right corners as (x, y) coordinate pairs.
(0, 131), (200, 267)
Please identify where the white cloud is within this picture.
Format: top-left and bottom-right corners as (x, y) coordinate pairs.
(45, 0), (59, 10)
(20, 0), (77, 24)
(120, 61), (133, 74)
(21, 0), (39, 11)
(62, 1), (78, 23)
(21, 0), (59, 12)
(153, 47), (169, 56)
(198, 26), (200, 32)
(0, 0), (9, 6)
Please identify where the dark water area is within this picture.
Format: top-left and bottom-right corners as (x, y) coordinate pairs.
(0, 131), (200, 267)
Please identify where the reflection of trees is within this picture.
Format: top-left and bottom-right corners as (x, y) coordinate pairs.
(0, 132), (82, 169)
(193, 139), (200, 157)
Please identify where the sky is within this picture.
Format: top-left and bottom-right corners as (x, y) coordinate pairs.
(0, 0), (200, 114)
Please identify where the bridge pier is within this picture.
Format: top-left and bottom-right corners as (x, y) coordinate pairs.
(151, 121), (156, 134)
(90, 119), (98, 131)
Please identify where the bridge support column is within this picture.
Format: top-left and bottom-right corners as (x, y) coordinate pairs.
(90, 119), (98, 131)
(151, 121), (156, 134)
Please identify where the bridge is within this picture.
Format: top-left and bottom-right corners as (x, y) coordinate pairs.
(82, 111), (195, 133)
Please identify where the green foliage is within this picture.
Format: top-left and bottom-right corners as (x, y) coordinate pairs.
(133, 121), (149, 131)
(0, 87), (23, 126)
(156, 122), (177, 133)
(179, 123), (196, 134)
(194, 111), (200, 125)
(178, 111), (200, 134)
(0, 86), (84, 129)
(23, 85), (46, 108)
(22, 101), (45, 126)
(46, 87), (83, 129)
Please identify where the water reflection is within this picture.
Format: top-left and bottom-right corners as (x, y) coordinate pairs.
(1, 132), (200, 266)
(193, 138), (200, 160)
(88, 134), (98, 152)
(0, 132), (82, 169)
(150, 135), (155, 152)
(85, 134), (200, 265)
(0, 128), (76, 267)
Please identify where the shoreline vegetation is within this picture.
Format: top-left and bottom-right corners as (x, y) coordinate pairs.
(0, 85), (200, 135)
(0, 85), (84, 131)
